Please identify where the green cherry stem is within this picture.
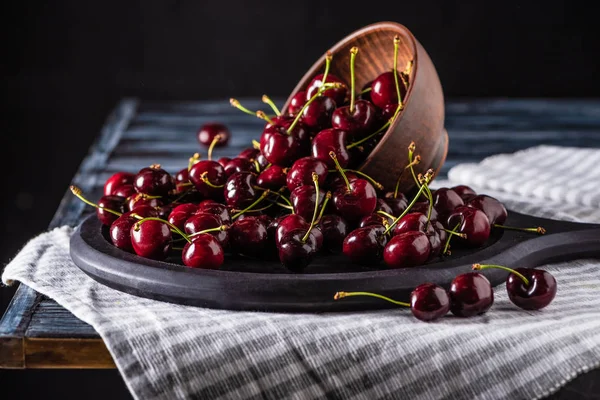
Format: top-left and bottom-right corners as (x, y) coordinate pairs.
(231, 190), (271, 220)
(493, 224), (547, 235)
(393, 35), (403, 109)
(346, 120), (389, 149)
(133, 217), (191, 244)
(349, 46), (358, 113)
(329, 151), (351, 192)
(256, 110), (275, 125)
(441, 228), (467, 239)
(200, 171), (225, 188)
(472, 263), (530, 286)
(360, 87), (372, 95)
(315, 191), (332, 224)
(261, 95), (281, 116)
(252, 140), (261, 150)
(301, 173), (321, 243)
(207, 134), (222, 161)
(443, 222), (461, 256)
(334, 291), (410, 307)
(189, 224), (229, 238)
(383, 169), (433, 235)
(188, 153), (201, 170)
(376, 210), (396, 220)
(70, 186), (122, 217)
(288, 82), (344, 133)
(321, 51), (333, 88)
(345, 169), (384, 191)
(230, 98), (256, 116)
(407, 144), (433, 225)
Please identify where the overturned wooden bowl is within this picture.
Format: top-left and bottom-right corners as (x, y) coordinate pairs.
(283, 21), (447, 193)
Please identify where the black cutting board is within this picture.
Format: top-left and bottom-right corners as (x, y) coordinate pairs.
(70, 211), (600, 312)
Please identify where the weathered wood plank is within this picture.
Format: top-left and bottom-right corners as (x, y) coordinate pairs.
(24, 338), (114, 369)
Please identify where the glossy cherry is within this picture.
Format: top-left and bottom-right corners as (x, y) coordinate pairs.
(257, 165), (288, 190)
(217, 157), (231, 168)
(358, 213), (390, 228)
(259, 117), (310, 167)
(301, 96), (336, 131)
(224, 157), (254, 177)
(311, 128), (351, 169)
(447, 206), (491, 247)
(286, 157), (328, 191)
(410, 283), (451, 321)
(410, 201), (438, 222)
(306, 73), (347, 105)
(370, 71), (407, 109)
(290, 185), (327, 221)
(449, 272), (494, 317)
(467, 195), (508, 225)
(224, 171), (257, 209)
(95, 195), (125, 226)
(383, 192), (409, 215)
(113, 184), (136, 198)
(374, 198), (394, 215)
(318, 214), (349, 253)
(104, 172), (135, 196)
(182, 234), (224, 269)
(287, 91), (307, 115)
(109, 205), (158, 252)
(432, 188), (464, 219)
(383, 231), (431, 269)
(127, 193), (164, 212)
(428, 221), (447, 258)
(333, 179), (377, 222)
(130, 219), (172, 260)
(331, 100), (377, 139)
(278, 228), (319, 272)
(134, 164), (174, 196)
(237, 147), (260, 161)
(392, 212), (435, 236)
(452, 185), (477, 202)
(229, 216), (269, 258)
(196, 200), (232, 225)
(197, 122), (230, 148)
(188, 160), (226, 199)
(342, 225), (388, 265)
(184, 213), (228, 247)
(275, 214), (323, 250)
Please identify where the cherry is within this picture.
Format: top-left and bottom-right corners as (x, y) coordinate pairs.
(237, 147), (260, 161)
(127, 193), (163, 212)
(275, 214), (325, 252)
(113, 184), (136, 198)
(370, 71), (407, 109)
(229, 216), (269, 258)
(301, 96), (336, 131)
(286, 157), (329, 191)
(449, 272), (494, 317)
(134, 164), (174, 196)
(224, 157), (254, 177)
(359, 213), (390, 228)
(432, 188), (464, 220)
(217, 157), (231, 168)
(290, 185), (327, 221)
(104, 172), (135, 196)
(306, 69), (347, 106)
(260, 122), (310, 167)
(224, 171), (257, 209)
(109, 205), (158, 252)
(452, 185), (477, 202)
(196, 200), (232, 225)
(278, 228), (319, 272)
(174, 168), (192, 193)
(318, 214), (349, 253)
(70, 186), (124, 226)
(130, 218), (172, 260)
(392, 212), (435, 237)
(330, 152), (377, 222)
(287, 91), (307, 115)
(467, 195), (508, 225)
(312, 128), (350, 169)
(167, 203), (198, 230)
(182, 234), (224, 269)
(188, 160), (226, 199)
(342, 225), (388, 265)
(473, 264), (557, 310)
(197, 122), (230, 148)
(325, 171), (358, 192)
(384, 192), (409, 216)
(383, 231), (431, 269)
(428, 221), (447, 258)
(359, 81), (373, 102)
(375, 198), (394, 215)
(257, 165), (288, 190)
(410, 201), (438, 222)
(184, 213), (228, 247)
(447, 206), (491, 247)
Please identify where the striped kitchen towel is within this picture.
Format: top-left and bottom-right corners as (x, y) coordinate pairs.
(3, 145), (600, 400)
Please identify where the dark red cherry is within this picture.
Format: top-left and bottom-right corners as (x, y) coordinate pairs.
(410, 283), (450, 322)
(467, 195), (508, 225)
(290, 185), (327, 221)
(182, 234), (224, 269)
(104, 172), (135, 196)
(506, 268), (557, 310)
(370, 71), (407, 109)
(432, 188), (464, 219)
(255, 153), (270, 171)
(257, 165), (288, 190)
(171, 203), (198, 215)
(393, 212), (435, 236)
(428, 221), (447, 258)
(359, 213), (390, 228)
(167, 203), (198, 230)
(95, 195), (125, 226)
(217, 157), (231, 168)
(331, 100), (377, 138)
(184, 213), (228, 247)
(113, 184), (136, 198)
(318, 214), (349, 253)
(301, 96), (336, 131)
(359, 81), (373, 102)
(333, 179), (377, 222)
(278, 229), (319, 272)
(312, 128), (350, 169)
(375, 199), (394, 215)
(325, 171), (359, 192)
(127, 193), (164, 212)
(286, 157), (329, 191)
(287, 91), (307, 115)
(156, 204), (172, 220)
(306, 73), (347, 105)
(109, 206), (157, 252)
(275, 214), (312, 245)
(449, 272), (494, 317)
(237, 147), (260, 161)
(188, 160), (226, 199)
(130, 220), (172, 260)
(175, 167), (190, 188)
(224, 157), (254, 177)
(447, 206), (491, 246)
(342, 225), (388, 265)
(383, 192), (409, 216)
(134, 164), (174, 196)
(410, 201), (438, 222)
(229, 216), (269, 258)
(224, 171), (257, 209)
(384, 231), (431, 269)
(260, 122), (310, 167)
(196, 200), (232, 225)
(197, 122), (230, 148)
(452, 185), (477, 202)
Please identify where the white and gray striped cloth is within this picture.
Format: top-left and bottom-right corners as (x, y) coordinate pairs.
(3, 145), (600, 400)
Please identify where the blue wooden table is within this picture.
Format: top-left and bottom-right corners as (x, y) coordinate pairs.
(1, 98), (599, 395)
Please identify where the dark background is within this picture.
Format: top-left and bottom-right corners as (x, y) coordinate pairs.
(1, 1), (599, 398)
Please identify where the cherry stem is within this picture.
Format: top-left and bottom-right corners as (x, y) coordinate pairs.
(316, 191), (332, 224)
(256, 110), (274, 125)
(393, 35), (403, 108)
(133, 217), (191, 244)
(441, 228), (467, 239)
(376, 210), (395, 220)
(333, 291), (410, 307)
(288, 82), (343, 133)
(189, 224), (229, 238)
(261, 95), (281, 116)
(188, 153), (201, 170)
(252, 140), (260, 150)
(321, 51), (333, 87)
(329, 151), (351, 192)
(443, 222), (460, 255)
(231, 190), (271, 220)
(200, 171), (225, 188)
(393, 170), (404, 199)
(360, 87), (372, 95)
(346, 118), (389, 149)
(172, 247), (184, 251)
(207, 135), (222, 161)
(302, 172), (321, 243)
(230, 98), (255, 116)
(349, 47), (358, 113)
(493, 224), (546, 235)
(70, 186), (122, 217)
(408, 147), (433, 226)
(472, 263), (530, 286)
(383, 170), (433, 235)
(344, 169), (383, 191)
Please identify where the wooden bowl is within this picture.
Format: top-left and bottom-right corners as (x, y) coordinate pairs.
(283, 21), (447, 193)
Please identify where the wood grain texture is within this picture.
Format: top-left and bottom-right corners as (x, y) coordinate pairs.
(283, 22), (446, 192)
(23, 338), (114, 369)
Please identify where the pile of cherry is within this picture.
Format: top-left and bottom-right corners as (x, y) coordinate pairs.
(69, 35), (557, 321)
